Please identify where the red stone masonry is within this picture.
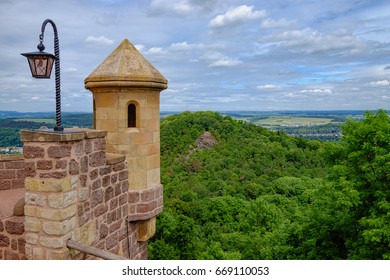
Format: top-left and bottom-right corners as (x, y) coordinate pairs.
(0, 155), (27, 260)
(0, 155), (27, 191)
(128, 184), (163, 222)
(0, 216), (26, 260)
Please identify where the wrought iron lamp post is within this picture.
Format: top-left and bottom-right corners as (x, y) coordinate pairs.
(21, 19), (63, 132)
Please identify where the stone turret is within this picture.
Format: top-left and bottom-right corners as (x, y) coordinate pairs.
(85, 39), (167, 241)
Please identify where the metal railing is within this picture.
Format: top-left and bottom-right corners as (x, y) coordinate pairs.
(66, 239), (128, 260)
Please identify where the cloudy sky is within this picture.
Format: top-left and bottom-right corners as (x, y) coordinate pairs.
(1, 0), (390, 112)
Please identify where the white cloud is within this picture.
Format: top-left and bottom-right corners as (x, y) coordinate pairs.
(260, 18), (295, 29)
(85, 35), (114, 46)
(370, 80), (390, 87)
(263, 28), (365, 54)
(209, 5), (266, 29)
(256, 84), (281, 90)
(149, 0), (217, 17)
(134, 44), (145, 52)
(64, 67), (77, 73)
(208, 58), (242, 67)
(146, 47), (165, 55)
(31, 96), (40, 101)
(169, 42), (205, 51)
(300, 88), (333, 95)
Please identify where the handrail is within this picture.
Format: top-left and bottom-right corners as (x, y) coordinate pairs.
(66, 239), (128, 260)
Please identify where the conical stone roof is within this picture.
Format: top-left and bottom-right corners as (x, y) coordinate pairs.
(85, 39), (167, 90)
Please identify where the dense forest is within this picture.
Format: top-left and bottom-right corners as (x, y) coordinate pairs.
(149, 110), (390, 260)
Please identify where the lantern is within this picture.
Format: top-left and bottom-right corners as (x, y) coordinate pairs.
(21, 50), (56, 79)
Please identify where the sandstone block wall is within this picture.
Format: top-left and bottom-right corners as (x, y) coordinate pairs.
(18, 129), (162, 260)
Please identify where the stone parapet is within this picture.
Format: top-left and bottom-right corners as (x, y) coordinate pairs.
(127, 184), (163, 222)
(21, 128), (152, 260)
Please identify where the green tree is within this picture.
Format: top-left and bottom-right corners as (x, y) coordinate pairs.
(338, 110), (390, 259)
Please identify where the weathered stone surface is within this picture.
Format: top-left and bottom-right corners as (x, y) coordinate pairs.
(93, 204), (108, 218)
(0, 234), (10, 247)
(42, 218), (76, 235)
(93, 138), (106, 151)
(84, 129), (107, 139)
(102, 175), (111, 187)
(92, 179), (101, 190)
(106, 233), (118, 250)
(91, 190), (104, 208)
(119, 170), (128, 180)
(99, 166), (112, 176)
(25, 178), (72, 193)
(37, 160), (53, 170)
(141, 188), (155, 202)
(104, 186), (114, 202)
(55, 160), (67, 169)
(73, 220), (95, 245)
(137, 218), (156, 242)
(4, 160), (24, 170)
(78, 188), (89, 202)
(99, 224), (108, 239)
(0, 154), (23, 161)
(24, 162), (36, 177)
(89, 151), (106, 167)
(18, 238), (26, 254)
(0, 170), (15, 179)
(106, 153), (125, 166)
(25, 233), (38, 245)
(45, 248), (70, 260)
(39, 236), (68, 249)
(80, 156), (88, 173)
(68, 159), (80, 175)
(21, 130), (85, 142)
(48, 191), (77, 208)
(48, 145), (72, 159)
(23, 145), (45, 159)
(89, 169), (98, 180)
(37, 205), (76, 221)
(25, 192), (47, 207)
(24, 217), (41, 233)
(0, 180), (12, 190)
(128, 192), (140, 203)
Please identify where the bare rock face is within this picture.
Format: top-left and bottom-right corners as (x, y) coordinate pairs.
(194, 132), (218, 150)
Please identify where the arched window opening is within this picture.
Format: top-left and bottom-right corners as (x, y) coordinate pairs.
(128, 103), (137, 128)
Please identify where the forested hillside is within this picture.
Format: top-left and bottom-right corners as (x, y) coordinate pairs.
(149, 110), (390, 260)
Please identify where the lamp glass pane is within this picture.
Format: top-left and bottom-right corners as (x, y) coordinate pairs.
(22, 51), (55, 79)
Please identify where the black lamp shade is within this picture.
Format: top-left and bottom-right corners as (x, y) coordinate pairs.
(21, 51), (56, 79)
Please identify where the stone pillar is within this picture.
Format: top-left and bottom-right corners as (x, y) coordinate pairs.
(21, 130), (86, 259)
(85, 39), (167, 242)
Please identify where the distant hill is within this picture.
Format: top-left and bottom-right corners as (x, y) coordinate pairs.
(149, 110), (390, 260)
(0, 111), (93, 119)
(149, 111), (330, 259)
(0, 112), (93, 147)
